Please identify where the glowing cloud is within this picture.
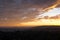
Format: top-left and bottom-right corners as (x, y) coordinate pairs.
(18, 8), (60, 26)
(19, 19), (60, 26)
(36, 8), (60, 19)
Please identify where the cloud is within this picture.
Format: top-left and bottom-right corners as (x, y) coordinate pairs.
(0, 0), (58, 23)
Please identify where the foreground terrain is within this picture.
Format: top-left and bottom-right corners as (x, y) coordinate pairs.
(0, 26), (60, 40)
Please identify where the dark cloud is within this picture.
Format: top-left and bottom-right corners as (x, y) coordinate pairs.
(0, 0), (57, 23)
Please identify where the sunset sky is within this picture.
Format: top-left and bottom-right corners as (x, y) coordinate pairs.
(0, 0), (60, 27)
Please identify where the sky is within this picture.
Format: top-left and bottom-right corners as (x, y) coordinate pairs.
(0, 0), (60, 26)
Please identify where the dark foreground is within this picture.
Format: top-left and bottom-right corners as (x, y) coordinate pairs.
(0, 26), (60, 40)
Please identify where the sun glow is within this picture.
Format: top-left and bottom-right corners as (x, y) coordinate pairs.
(36, 8), (60, 19)
(18, 7), (60, 26)
(19, 19), (60, 26)
(19, 0), (60, 27)
(1, 0), (60, 27)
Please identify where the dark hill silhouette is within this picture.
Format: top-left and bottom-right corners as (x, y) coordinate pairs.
(0, 26), (60, 40)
